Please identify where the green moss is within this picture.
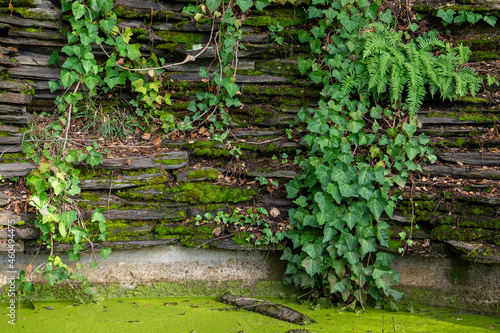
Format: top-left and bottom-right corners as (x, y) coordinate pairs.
(244, 8), (307, 27)
(156, 42), (179, 52)
(240, 85), (321, 98)
(156, 31), (204, 45)
(456, 96), (490, 105)
(0, 0), (34, 6)
(231, 231), (252, 245)
(130, 27), (148, 41)
(255, 59), (300, 76)
(116, 182), (255, 205)
(192, 147), (231, 158)
(430, 225), (498, 242)
(80, 192), (100, 202)
(186, 168), (219, 181)
(0, 152), (29, 163)
(153, 158), (187, 165)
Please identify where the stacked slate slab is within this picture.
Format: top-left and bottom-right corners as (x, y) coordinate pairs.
(0, 0), (499, 266)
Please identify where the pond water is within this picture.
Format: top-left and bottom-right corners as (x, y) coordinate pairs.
(1, 297), (498, 332)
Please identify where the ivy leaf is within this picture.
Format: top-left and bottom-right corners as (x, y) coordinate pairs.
(314, 192), (330, 212)
(342, 209), (362, 229)
(100, 247), (112, 260)
(255, 0), (270, 11)
(344, 251), (360, 266)
(298, 57), (312, 75)
(436, 9), (455, 24)
(367, 195), (387, 220)
(483, 15), (497, 27)
(406, 146), (420, 160)
(27, 174), (48, 193)
(68, 184), (81, 196)
(48, 80), (61, 93)
(60, 70), (79, 89)
(49, 51), (59, 65)
(309, 70), (324, 84)
(70, 228), (88, 244)
(293, 196), (308, 208)
(323, 225), (337, 243)
(357, 167), (374, 185)
(376, 251), (394, 267)
(315, 164), (330, 186)
(86, 149), (103, 166)
(49, 177), (67, 196)
(236, 0), (253, 12)
(393, 174), (407, 188)
(338, 181), (358, 198)
(81, 59), (94, 73)
(374, 167), (385, 185)
(72, 1), (86, 20)
(302, 241), (324, 259)
(127, 44), (141, 60)
(359, 237), (377, 257)
(466, 11), (482, 25)
(92, 208), (106, 224)
(326, 183), (342, 205)
(223, 79), (239, 97)
(301, 256), (324, 276)
(206, 0), (222, 13)
(286, 178), (301, 199)
(340, 16), (358, 33)
(100, 16), (116, 34)
(303, 215), (318, 227)
(376, 221), (390, 247)
(308, 6), (323, 19)
(45, 271), (58, 286)
(379, 9), (393, 24)
(82, 74), (101, 91)
(61, 210), (77, 230)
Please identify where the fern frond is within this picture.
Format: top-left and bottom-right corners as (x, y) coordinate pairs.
(389, 65), (405, 104)
(456, 44), (471, 64)
(376, 53), (393, 94)
(418, 51), (439, 87)
(406, 82), (426, 117)
(342, 72), (356, 95)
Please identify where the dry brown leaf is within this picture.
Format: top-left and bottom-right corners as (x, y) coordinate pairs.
(153, 136), (162, 146)
(270, 207), (280, 217)
(212, 227), (221, 237)
(142, 133), (151, 140)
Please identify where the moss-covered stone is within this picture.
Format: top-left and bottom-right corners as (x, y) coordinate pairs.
(185, 168), (219, 181)
(430, 225), (499, 243)
(156, 31), (204, 45)
(116, 182), (255, 205)
(244, 8), (307, 27)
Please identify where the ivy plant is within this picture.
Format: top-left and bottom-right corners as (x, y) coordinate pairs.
(280, 1), (481, 307)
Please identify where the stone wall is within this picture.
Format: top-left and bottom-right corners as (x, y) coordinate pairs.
(0, 0), (499, 311)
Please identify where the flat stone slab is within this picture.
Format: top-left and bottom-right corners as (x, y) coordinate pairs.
(0, 192), (10, 206)
(75, 151), (188, 171)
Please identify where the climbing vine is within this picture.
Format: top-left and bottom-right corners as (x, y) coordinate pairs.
(280, 1), (481, 307)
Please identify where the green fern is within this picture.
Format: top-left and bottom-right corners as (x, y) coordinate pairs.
(358, 24), (481, 116)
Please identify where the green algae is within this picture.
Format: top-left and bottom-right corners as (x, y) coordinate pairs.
(1, 296), (499, 332)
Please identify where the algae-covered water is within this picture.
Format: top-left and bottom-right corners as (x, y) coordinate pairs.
(1, 297), (499, 332)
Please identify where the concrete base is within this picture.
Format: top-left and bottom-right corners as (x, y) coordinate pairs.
(392, 255), (500, 314)
(1, 246), (499, 313)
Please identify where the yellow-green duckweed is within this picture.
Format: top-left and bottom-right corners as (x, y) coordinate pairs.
(1, 297), (499, 332)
